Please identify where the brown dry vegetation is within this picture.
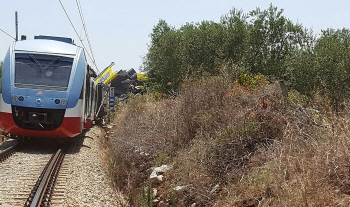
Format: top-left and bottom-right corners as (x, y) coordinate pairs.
(106, 73), (350, 206)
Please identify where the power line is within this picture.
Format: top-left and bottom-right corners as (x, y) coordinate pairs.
(0, 28), (16, 40)
(58, 0), (97, 71)
(58, 0), (99, 73)
(76, 0), (97, 69)
(76, 0), (94, 59)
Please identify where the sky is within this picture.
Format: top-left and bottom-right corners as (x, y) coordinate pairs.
(0, 0), (350, 74)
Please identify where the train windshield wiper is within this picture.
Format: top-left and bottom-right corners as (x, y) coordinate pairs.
(29, 55), (60, 71)
(42, 57), (60, 70)
(29, 54), (43, 71)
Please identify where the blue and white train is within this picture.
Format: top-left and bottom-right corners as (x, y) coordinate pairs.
(0, 35), (108, 138)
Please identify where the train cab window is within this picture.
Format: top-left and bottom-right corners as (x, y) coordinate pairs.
(14, 53), (73, 91)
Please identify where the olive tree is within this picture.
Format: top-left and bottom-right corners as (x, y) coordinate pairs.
(142, 5), (311, 92)
(315, 29), (350, 111)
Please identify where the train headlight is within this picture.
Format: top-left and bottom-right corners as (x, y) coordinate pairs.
(61, 99), (67, 105)
(12, 96), (18, 101)
(35, 98), (42, 105)
(18, 96), (24, 102)
(55, 99), (60, 104)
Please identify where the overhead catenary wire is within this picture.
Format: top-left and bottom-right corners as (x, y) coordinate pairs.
(79, 27), (85, 41)
(58, 0), (98, 72)
(58, 0), (99, 73)
(76, 0), (97, 69)
(0, 28), (16, 40)
(76, 0), (95, 65)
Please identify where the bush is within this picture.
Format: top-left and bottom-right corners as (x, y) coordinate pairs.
(106, 93), (182, 205)
(106, 71), (285, 205)
(106, 69), (350, 206)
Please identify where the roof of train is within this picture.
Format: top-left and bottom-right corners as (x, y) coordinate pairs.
(13, 39), (78, 55)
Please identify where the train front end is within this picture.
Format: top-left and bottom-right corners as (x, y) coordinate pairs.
(0, 37), (86, 138)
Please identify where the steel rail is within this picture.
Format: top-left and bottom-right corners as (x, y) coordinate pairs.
(0, 143), (18, 162)
(24, 149), (65, 207)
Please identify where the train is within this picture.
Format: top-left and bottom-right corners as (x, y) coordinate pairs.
(0, 35), (110, 138)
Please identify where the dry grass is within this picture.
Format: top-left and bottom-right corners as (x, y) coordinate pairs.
(106, 94), (182, 205)
(218, 113), (350, 206)
(106, 74), (350, 206)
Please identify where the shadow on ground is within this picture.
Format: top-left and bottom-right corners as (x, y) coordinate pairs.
(0, 128), (95, 155)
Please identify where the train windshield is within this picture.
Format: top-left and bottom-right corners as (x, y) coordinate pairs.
(15, 53), (73, 91)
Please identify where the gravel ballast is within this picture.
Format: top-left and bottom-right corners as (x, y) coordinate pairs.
(55, 126), (126, 207)
(0, 126), (125, 206)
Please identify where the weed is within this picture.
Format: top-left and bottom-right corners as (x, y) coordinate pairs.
(136, 180), (154, 207)
(155, 152), (168, 167)
(171, 190), (178, 207)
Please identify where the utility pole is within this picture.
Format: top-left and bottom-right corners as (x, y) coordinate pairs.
(15, 11), (18, 41)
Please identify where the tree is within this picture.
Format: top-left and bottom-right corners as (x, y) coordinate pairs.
(142, 20), (182, 91)
(286, 47), (319, 97)
(142, 5), (311, 92)
(287, 28), (350, 111)
(314, 29), (350, 111)
(244, 5), (309, 78)
(143, 20), (226, 92)
(220, 8), (249, 66)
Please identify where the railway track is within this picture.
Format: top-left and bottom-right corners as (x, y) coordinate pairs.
(0, 142), (19, 162)
(0, 145), (68, 207)
(24, 149), (65, 207)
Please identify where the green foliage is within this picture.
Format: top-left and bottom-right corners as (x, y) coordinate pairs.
(143, 5), (310, 93)
(285, 48), (318, 97)
(143, 19), (225, 92)
(137, 180), (154, 207)
(287, 90), (312, 108)
(244, 5), (308, 78)
(314, 28), (350, 111)
(237, 72), (269, 89)
(287, 28), (350, 111)
(143, 5), (350, 112)
(155, 152), (167, 167)
(171, 190), (178, 207)
(220, 8), (249, 65)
